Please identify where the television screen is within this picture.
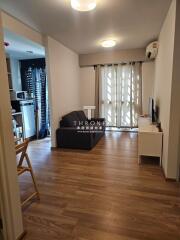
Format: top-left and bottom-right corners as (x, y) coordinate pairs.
(149, 97), (155, 122)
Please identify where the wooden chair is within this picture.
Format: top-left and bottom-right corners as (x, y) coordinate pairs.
(15, 139), (40, 206)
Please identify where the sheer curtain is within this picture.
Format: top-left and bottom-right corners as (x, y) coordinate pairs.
(100, 65), (117, 126)
(100, 62), (142, 128)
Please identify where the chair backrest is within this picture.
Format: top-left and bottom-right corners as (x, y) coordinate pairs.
(15, 139), (29, 155)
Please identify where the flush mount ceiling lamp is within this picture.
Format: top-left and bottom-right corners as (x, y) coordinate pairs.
(101, 39), (116, 48)
(71, 0), (96, 12)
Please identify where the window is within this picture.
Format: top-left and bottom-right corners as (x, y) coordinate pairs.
(100, 63), (142, 128)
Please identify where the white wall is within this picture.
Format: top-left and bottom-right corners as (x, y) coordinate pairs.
(154, 0), (176, 178)
(167, 0), (180, 179)
(79, 48), (145, 66)
(80, 67), (95, 108)
(46, 36), (80, 147)
(2, 12), (43, 46)
(142, 62), (155, 114)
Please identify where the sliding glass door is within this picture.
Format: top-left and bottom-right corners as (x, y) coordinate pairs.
(100, 63), (142, 128)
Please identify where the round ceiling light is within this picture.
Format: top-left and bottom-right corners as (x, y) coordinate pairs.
(101, 39), (116, 48)
(71, 0), (96, 12)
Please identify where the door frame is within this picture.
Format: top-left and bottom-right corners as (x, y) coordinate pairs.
(0, 11), (24, 240)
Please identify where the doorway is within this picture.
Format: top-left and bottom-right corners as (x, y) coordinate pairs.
(4, 29), (51, 142)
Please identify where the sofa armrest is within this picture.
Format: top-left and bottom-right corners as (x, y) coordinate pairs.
(90, 118), (105, 122)
(89, 118), (106, 130)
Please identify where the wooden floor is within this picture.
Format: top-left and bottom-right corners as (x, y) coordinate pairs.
(21, 132), (180, 240)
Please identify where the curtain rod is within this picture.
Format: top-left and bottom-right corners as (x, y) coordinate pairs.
(94, 61), (144, 67)
(80, 60), (147, 68)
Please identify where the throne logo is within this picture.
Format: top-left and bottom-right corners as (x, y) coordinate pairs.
(73, 107), (106, 133)
(73, 120), (106, 133)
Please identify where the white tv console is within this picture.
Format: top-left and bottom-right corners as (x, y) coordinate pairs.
(138, 117), (163, 166)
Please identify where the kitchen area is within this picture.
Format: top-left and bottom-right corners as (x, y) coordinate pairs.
(10, 89), (36, 140)
(4, 29), (50, 142)
(6, 56), (36, 139)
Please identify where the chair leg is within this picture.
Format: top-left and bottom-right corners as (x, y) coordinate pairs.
(25, 153), (40, 200)
(18, 152), (25, 168)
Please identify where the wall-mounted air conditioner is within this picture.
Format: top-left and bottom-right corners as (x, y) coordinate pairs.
(146, 41), (158, 59)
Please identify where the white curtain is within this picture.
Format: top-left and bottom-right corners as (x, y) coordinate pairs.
(100, 62), (142, 128)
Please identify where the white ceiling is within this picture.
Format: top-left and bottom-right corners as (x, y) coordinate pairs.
(4, 29), (45, 59)
(0, 0), (172, 54)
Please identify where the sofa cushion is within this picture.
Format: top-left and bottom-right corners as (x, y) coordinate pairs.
(76, 111), (87, 121)
(62, 111), (79, 127)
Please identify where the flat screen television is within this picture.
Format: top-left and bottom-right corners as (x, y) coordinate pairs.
(149, 97), (155, 123)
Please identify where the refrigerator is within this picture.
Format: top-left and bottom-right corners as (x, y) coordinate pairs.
(20, 100), (36, 138)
